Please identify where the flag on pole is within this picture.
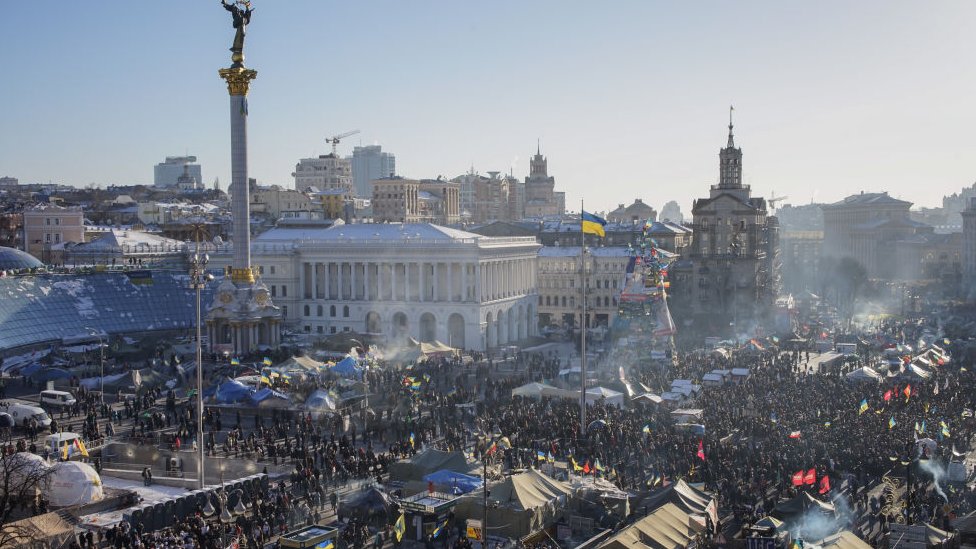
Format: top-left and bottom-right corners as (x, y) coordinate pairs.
(791, 470), (804, 487)
(888, 416), (896, 429)
(409, 432), (415, 448)
(904, 385), (912, 401)
(594, 459), (604, 472)
(581, 211), (608, 238)
(696, 440), (706, 461)
(804, 468), (816, 486)
(642, 425), (652, 434)
(74, 438), (89, 457)
(570, 456), (581, 471)
(941, 421), (951, 438)
(394, 514), (405, 542)
(582, 461), (591, 475)
(536, 450), (546, 461)
(62, 441), (69, 460)
(789, 431), (802, 439)
(262, 357), (272, 366)
(859, 399), (869, 414)
(883, 390), (892, 402)
(432, 519), (448, 538)
(819, 475), (831, 494)
(230, 358), (240, 366)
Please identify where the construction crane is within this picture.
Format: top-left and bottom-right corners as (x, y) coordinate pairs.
(325, 130), (360, 156)
(768, 192), (789, 211)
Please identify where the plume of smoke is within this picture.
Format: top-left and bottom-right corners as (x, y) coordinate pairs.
(917, 458), (949, 502)
(791, 494), (855, 542)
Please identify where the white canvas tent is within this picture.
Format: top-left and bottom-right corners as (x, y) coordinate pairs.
(846, 366), (883, 383)
(46, 461), (103, 507)
(585, 387), (625, 407)
(512, 382), (573, 400)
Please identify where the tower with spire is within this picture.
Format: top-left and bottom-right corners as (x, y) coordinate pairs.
(718, 106), (742, 189)
(524, 141), (565, 218)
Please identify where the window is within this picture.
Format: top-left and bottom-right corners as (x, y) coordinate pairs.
(55, 218), (60, 226)
(317, 326), (323, 334)
(270, 266), (276, 274)
(303, 305), (310, 316)
(270, 285), (276, 297)
(343, 326), (350, 332)
(54, 234), (61, 244)
(317, 305), (323, 317)
(282, 286), (287, 297)
(330, 305), (336, 317)
(45, 234), (51, 243)
(259, 266), (264, 274)
(330, 327), (337, 334)
(343, 305), (349, 317)
(304, 325), (311, 333)
(282, 306), (288, 318)
(561, 296), (566, 307)
(45, 218), (51, 225)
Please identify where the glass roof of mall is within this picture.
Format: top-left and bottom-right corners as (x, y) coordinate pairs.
(0, 271), (216, 352)
(0, 246), (44, 270)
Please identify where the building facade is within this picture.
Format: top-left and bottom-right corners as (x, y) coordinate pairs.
(250, 185), (312, 219)
(524, 146), (566, 218)
(293, 154), (354, 194)
(372, 177), (460, 225)
(0, 176), (18, 188)
(209, 223), (539, 351)
(350, 145), (395, 198)
(962, 197), (976, 296)
(821, 192), (932, 279)
(23, 204), (85, 261)
(607, 199), (657, 225)
(154, 156), (202, 189)
(537, 247), (631, 331)
(454, 171), (525, 224)
(670, 118), (780, 334)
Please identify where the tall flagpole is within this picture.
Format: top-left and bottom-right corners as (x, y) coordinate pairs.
(580, 199), (587, 437)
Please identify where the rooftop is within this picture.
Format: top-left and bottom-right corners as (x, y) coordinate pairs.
(255, 223), (485, 243)
(826, 191), (912, 209)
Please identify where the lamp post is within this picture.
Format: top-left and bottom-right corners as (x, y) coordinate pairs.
(188, 231), (213, 490)
(84, 327), (105, 405)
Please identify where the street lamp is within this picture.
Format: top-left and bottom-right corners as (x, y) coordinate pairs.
(83, 327), (105, 405)
(188, 229), (213, 490)
(481, 433), (510, 548)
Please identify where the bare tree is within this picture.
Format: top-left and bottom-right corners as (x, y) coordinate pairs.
(0, 452), (56, 548)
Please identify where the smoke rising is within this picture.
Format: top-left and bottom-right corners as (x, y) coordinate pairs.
(917, 458), (949, 502)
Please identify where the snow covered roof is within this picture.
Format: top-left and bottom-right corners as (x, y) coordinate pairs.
(255, 223), (485, 243)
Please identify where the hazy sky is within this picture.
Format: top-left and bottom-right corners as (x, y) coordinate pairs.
(2, 1), (975, 214)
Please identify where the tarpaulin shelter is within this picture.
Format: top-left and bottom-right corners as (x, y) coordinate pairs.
(455, 469), (573, 540)
(338, 487), (392, 522)
(423, 469), (483, 494)
(2, 512), (76, 548)
(845, 367), (883, 383)
(772, 492), (835, 520)
(30, 367), (72, 382)
(597, 502), (705, 549)
(419, 340), (456, 356)
(278, 355), (326, 370)
(814, 530), (873, 549)
(902, 363), (933, 380)
(46, 461), (104, 507)
(388, 448), (472, 482)
(634, 479), (717, 529)
(305, 389), (337, 416)
(585, 387), (625, 407)
(249, 388), (291, 408)
(213, 379), (252, 404)
(633, 393), (664, 406)
(512, 382), (571, 400)
(330, 356), (362, 377)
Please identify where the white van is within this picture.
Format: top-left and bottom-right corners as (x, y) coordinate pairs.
(40, 390), (77, 410)
(44, 432), (82, 456)
(0, 401), (52, 428)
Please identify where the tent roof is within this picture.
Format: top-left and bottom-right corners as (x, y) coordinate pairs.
(815, 531), (872, 549)
(512, 382), (557, 397)
(485, 469), (572, 511)
(586, 387), (623, 397)
(423, 469), (483, 494)
(279, 355), (325, 370)
(637, 479), (714, 518)
(845, 366), (883, 382)
(406, 448), (469, 474)
(773, 492), (835, 517)
(598, 503), (704, 549)
(3, 512), (76, 547)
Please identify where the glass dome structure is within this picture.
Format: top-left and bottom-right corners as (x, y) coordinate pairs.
(0, 247), (43, 270)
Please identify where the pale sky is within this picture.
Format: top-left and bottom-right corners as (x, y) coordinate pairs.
(1, 1), (974, 214)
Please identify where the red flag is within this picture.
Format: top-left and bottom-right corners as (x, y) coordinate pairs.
(791, 471), (804, 487)
(904, 385), (912, 400)
(696, 440), (706, 461)
(788, 431), (802, 439)
(582, 461), (591, 475)
(819, 475), (831, 494)
(883, 390), (892, 402)
(804, 468), (816, 486)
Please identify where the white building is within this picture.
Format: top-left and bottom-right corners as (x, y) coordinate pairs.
(537, 247), (631, 331)
(350, 145), (395, 198)
(154, 156), (202, 189)
(208, 223), (540, 351)
(293, 154), (353, 194)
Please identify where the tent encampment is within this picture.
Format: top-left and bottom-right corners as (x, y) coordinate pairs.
(213, 379), (252, 404)
(455, 469), (572, 540)
(388, 448), (472, 482)
(331, 356), (362, 377)
(46, 461), (104, 507)
(772, 492), (835, 520)
(597, 503), (705, 549)
(845, 367), (883, 383)
(423, 469), (483, 494)
(585, 387), (625, 407)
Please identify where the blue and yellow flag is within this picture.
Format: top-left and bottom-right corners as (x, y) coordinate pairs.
(230, 358), (240, 366)
(263, 357), (272, 366)
(941, 421), (951, 438)
(432, 519), (448, 538)
(536, 450), (546, 461)
(394, 514), (405, 542)
(409, 432), (415, 448)
(581, 211), (608, 238)
(888, 416), (896, 429)
(642, 425), (651, 434)
(858, 399), (869, 415)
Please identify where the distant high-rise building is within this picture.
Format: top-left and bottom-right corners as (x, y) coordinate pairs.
(962, 197), (976, 295)
(453, 170), (525, 224)
(293, 154), (353, 194)
(659, 200), (684, 223)
(154, 156), (202, 189)
(0, 176), (18, 188)
(524, 144), (565, 218)
(350, 145), (395, 198)
(372, 177), (460, 225)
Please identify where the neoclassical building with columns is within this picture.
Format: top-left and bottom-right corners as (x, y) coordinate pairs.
(209, 223), (540, 351)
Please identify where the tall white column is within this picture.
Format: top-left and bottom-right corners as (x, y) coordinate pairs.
(351, 262), (358, 300)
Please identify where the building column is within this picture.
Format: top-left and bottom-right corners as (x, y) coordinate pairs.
(391, 263), (398, 301)
(351, 262), (358, 300)
(448, 262), (455, 302)
(432, 263), (440, 302)
(462, 263), (469, 303)
(337, 262), (345, 300)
